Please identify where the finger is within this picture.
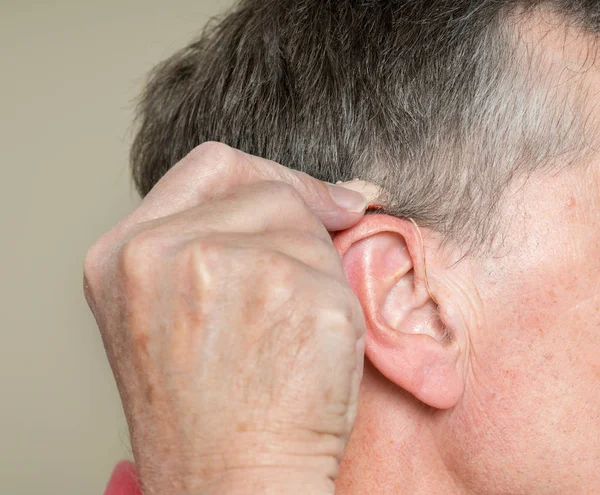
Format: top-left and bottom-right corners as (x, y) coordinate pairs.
(250, 231), (345, 279)
(140, 181), (333, 247)
(176, 230), (345, 281)
(132, 142), (382, 231)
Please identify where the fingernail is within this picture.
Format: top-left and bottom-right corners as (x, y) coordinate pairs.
(327, 184), (368, 213)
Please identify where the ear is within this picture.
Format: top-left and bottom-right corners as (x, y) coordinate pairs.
(334, 215), (465, 409)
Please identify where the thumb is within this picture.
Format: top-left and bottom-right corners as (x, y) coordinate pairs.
(295, 178), (383, 231)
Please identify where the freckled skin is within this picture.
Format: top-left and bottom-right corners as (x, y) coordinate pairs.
(453, 165), (600, 492)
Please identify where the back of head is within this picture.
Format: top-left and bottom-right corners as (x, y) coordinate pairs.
(131, 0), (600, 250)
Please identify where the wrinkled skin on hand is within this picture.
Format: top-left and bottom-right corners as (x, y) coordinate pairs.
(84, 143), (379, 494)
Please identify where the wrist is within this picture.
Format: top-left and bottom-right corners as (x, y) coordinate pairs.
(193, 429), (343, 493)
(199, 467), (336, 495)
(137, 431), (343, 494)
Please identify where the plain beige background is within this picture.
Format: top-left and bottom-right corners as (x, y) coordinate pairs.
(1, 1), (234, 492)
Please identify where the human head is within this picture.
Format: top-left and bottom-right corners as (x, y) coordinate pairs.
(131, 1), (600, 493)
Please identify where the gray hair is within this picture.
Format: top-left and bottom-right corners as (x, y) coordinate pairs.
(130, 0), (600, 251)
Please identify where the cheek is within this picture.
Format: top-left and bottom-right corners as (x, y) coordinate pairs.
(441, 265), (600, 489)
(476, 257), (600, 402)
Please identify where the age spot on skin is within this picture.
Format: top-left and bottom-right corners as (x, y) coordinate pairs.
(324, 386), (334, 402)
(134, 331), (150, 357)
(146, 384), (154, 404)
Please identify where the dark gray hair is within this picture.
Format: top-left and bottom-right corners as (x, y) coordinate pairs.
(131, 0), (600, 251)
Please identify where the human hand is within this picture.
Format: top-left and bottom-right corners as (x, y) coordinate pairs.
(84, 143), (380, 494)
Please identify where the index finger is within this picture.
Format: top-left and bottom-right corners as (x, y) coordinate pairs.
(130, 142), (382, 232)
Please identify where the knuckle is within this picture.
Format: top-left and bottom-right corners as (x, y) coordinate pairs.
(179, 237), (223, 284)
(118, 230), (163, 284)
(186, 141), (237, 171)
(264, 180), (306, 208)
(266, 247), (300, 272)
(82, 232), (116, 304)
(328, 300), (357, 330)
(318, 281), (362, 332)
(318, 305), (359, 343)
(257, 250), (300, 296)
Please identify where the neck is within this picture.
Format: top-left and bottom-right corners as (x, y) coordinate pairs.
(336, 360), (465, 494)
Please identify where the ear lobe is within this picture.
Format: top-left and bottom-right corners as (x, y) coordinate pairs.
(334, 215), (464, 409)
